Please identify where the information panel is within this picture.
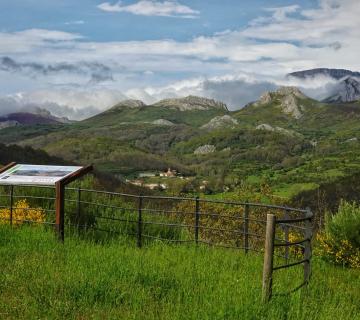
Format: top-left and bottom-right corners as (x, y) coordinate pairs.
(0, 164), (82, 186)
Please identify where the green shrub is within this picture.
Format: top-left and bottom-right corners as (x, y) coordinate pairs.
(316, 200), (360, 268)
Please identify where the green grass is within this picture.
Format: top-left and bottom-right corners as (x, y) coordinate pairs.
(273, 183), (319, 198)
(0, 226), (359, 319)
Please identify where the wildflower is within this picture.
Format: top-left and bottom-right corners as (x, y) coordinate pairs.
(0, 199), (45, 225)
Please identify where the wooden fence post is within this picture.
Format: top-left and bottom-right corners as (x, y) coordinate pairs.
(9, 185), (14, 226)
(283, 208), (290, 261)
(55, 181), (65, 242)
(262, 214), (276, 303)
(137, 195), (143, 248)
(243, 203), (249, 253)
(304, 208), (313, 283)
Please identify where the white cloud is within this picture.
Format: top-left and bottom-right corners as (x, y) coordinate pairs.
(15, 29), (83, 41)
(65, 20), (85, 25)
(0, 89), (127, 120)
(97, 1), (199, 18)
(243, 0), (360, 47)
(2, 0), (359, 80)
(0, 29), (82, 54)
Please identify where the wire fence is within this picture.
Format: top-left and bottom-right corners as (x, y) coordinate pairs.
(0, 184), (314, 301)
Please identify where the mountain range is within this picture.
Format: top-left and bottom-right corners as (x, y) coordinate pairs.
(289, 68), (360, 103)
(1, 79), (360, 199)
(0, 107), (71, 129)
(288, 68), (360, 79)
(0, 67), (360, 201)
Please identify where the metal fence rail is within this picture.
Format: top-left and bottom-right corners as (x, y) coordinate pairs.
(0, 184), (314, 302)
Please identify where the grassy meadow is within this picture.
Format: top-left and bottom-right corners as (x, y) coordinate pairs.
(0, 225), (359, 320)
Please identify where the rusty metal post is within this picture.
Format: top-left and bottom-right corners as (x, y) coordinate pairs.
(262, 214), (276, 303)
(55, 181), (65, 242)
(9, 185), (14, 226)
(76, 187), (81, 232)
(194, 197), (200, 244)
(243, 203), (249, 253)
(304, 208), (313, 284)
(283, 208), (290, 261)
(137, 195), (143, 248)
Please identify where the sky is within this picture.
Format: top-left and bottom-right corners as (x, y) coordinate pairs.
(0, 0), (359, 119)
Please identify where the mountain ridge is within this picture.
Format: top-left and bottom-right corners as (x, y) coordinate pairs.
(288, 68), (360, 80)
(322, 77), (360, 103)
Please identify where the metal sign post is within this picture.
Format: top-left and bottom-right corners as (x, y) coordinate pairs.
(54, 165), (93, 241)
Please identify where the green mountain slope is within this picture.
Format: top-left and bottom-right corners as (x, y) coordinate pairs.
(2, 91), (360, 199)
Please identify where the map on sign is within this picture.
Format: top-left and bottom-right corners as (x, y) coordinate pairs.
(0, 164), (82, 186)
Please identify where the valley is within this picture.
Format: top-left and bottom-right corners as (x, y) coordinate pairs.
(1, 84), (360, 208)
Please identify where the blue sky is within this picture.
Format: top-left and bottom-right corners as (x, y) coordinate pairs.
(0, 1), (316, 41)
(0, 0), (358, 119)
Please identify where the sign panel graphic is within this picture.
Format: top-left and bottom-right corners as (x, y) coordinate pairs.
(0, 164), (82, 186)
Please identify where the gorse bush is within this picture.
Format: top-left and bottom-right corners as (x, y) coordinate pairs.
(316, 200), (360, 268)
(0, 199), (45, 225)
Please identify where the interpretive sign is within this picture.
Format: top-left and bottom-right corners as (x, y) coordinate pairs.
(0, 164), (83, 186)
(0, 162), (93, 241)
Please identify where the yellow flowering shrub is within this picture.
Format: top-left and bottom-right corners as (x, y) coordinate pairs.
(315, 200), (360, 269)
(0, 199), (45, 225)
(316, 233), (360, 268)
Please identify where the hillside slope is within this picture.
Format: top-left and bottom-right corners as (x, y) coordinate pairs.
(2, 90), (360, 199)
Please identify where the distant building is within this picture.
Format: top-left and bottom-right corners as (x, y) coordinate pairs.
(160, 168), (177, 178)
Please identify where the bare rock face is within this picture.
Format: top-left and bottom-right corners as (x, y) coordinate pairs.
(280, 93), (304, 119)
(256, 123), (274, 131)
(152, 95), (228, 111)
(255, 92), (272, 106)
(194, 144), (216, 155)
(256, 123), (302, 137)
(275, 86), (307, 99)
(253, 86), (307, 119)
(151, 119), (175, 126)
(201, 115), (238, 130)
(323, 77), (360, 103)
(111, 99), (146, 110)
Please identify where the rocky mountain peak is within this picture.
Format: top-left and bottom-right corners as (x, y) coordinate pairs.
(152, 95), (228, 111)
(111, 99), (146, 110)
(253, 86), (308, 119)
(323, 76), (360, 103)
(275, 86), (306, 99)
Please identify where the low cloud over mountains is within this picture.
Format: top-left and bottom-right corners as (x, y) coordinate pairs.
(1, 69), (359, 120)
(0, 56), (114, 85)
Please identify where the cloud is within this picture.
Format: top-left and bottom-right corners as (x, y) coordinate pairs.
(0, 72), (353, 121)
(14, 28), (83, 41)
(0, 56), (114, 84)
(0, 89), (128, 120)
(2, 0), (359, 84)
(131, 74), (279, 109)
(65, 20), (85, 25)
(0, 29), (83, 55)
(265, 5), (300, 21)
(243, 0), (360, 47)
(97, 0), (199, 18)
